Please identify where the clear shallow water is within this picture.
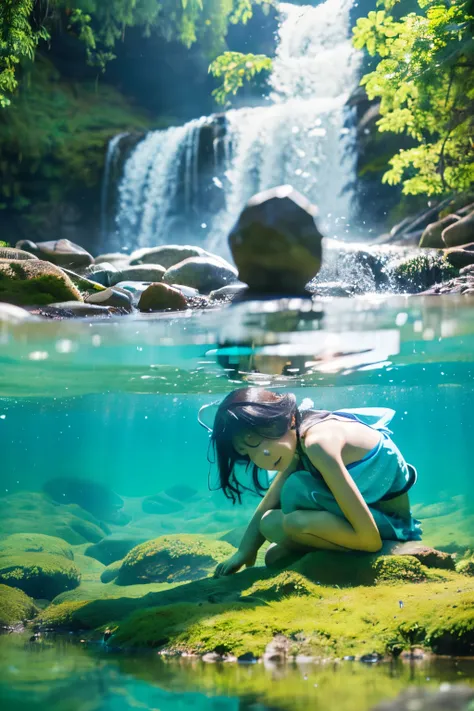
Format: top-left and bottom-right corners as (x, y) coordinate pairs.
(1, 635), (473, 711)
(1, 295), (474, 710)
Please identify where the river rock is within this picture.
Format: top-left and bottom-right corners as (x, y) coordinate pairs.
(0, 259), (82, 306)
(0, 532), (81, 599)
(43, 477), (126, 524)
(209, 283), (248, 302)
(419, 214), (461, 248)
(60, 268), (107, 295)
(0, 491), (107, 545)
(421, 265), (474, 295)
(142, 493), (185, 515)
(85, 287), (134, 311)
(110, 265), (166, 285)
(0, 302), (39, 323)
(138, 282), (187, 312)
(163, 256), (238, 293)
(0, 584), (38, 628)
(442, 211), (474, 247)
(229, 185), (322, 294)
(116, 534), (236, 585)
(444, 243), (474, 269)
(94, 252), (129, 265)
(0, 246), (38, 261)
(86, 529), (160, 565)
(170, 284), (200, 298)
(130, 245), (205, 268)
(311, 280), (360, 297)
(16, 239), (93, 269)
(113, 281), (151, 304)
(85, 262), (119, 286)
(48, 301), (112, 317)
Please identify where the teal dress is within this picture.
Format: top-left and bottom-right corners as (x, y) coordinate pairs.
(279, 408), (422, 542)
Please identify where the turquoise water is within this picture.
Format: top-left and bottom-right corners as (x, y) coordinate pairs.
(1, 294), (474, 709)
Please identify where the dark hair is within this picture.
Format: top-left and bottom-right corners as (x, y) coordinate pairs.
(210, 387), (301, 504)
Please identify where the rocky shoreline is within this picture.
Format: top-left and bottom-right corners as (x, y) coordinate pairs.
(0, 187), (473, 323)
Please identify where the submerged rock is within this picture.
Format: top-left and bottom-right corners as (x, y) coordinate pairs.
(16, 238), (93, 269)
(48, 301), (112, 317)
(228, 185), (322, 294)
(0, 491), (107, 545)
(43, 477), (125, 524)
(86, 530), (153, 565)
(163, 256), (238, 293)
(142, 493), (185, 515)
(100, 559), (123, 584)
(117, 534), (236, 585)
(0, 584), (38, 628)
(138, 283), (187, 312)
(209, 283), (248, 302)
(0, 259), (82, 306)
(0, 532), (81, 599)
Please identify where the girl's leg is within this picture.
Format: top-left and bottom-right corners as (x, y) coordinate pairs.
(259, 510), (349, 569)
(283, 510), (375, 551)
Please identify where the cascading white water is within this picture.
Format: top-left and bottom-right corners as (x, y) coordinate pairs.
(115, 0), (361, 255)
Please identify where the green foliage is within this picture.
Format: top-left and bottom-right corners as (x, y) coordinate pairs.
(353, 0), (474, 196)
(209, 50), (272, 104)
(1, 0), (261, 107)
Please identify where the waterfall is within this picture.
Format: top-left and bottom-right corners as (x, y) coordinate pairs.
(101, 133), (129, 245)
(115, 0), (361, 256)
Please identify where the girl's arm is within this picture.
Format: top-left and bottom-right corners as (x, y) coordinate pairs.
(303, 430), (382, 552)
(214, 469), (290, 576)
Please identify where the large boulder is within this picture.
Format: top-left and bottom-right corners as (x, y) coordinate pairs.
(138, 282), (187, 312)
(0, 532), (81, 599)
(43, 477), (127, 524)
(0, 259), (82, 306)
(116, 534), (236, 585)
(0, 491), (108, 545)
(419, 214), (460, 248)
(442, 211), (474, 247)
(16, 239), (93, 269)
(163, 256), (238, 293)
(228, 185), (323, 294)
(110, 265), (166, 285)
(0, 584), (38, 628)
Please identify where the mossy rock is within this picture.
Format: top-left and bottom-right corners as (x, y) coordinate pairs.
(0, 492), (107, 545)
(43, 476), (125, 524)
(456, 558), (474, 576)
(0, 584), (38, 628)
(0, 533), (74, 560)
(241, 571), (321, 602)
(391, 252), (458, 292)
(117, 534), (236, 585)
(0, 551), (81, 599)
(0, 247), (38, 261)
(0, 259), (82, 306)
(100, 559), (123, 584)
(373, 556), (429, 584)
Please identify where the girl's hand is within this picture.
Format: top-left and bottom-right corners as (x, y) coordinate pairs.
(214, 550), (256, 577)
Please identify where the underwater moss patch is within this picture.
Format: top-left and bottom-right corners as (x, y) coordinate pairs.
(241, 571), (322, 601)
(373, 556), (430, 584)
(0, 533), (75, 561)
(117, 534), (236, 585)
(0, 259), (82, 306)
(0, 492), (107, 545)
(0, 552), (81, 599)
(456, 557), (474, 576)
(0, 584), (38, 628)
(101, 559), (122, 584)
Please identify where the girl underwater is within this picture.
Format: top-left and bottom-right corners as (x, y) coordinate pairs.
(198, 387), (422, 577)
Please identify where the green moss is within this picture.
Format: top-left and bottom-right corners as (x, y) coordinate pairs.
(37, 600), (90, 631)
(0, 584), (38, 627)
(0, 492), (107, 545)
(373, 556), (429, 584)
(0, 260), (81, 306)
(117, 534), (236, 585)
(0, 552), (81, 600)
(100, 559), (122, 584)
(456, 558), (474, 577)
(242, 571), (322, 602)
(0, 533), (74, 560)
(392, 253), (458, 292)
(109, 576), (474, 658)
